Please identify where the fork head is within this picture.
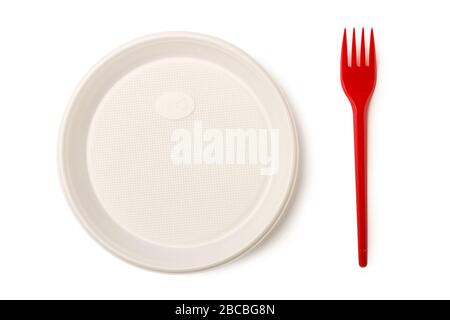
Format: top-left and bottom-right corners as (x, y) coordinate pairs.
(341, 28), (377, 108)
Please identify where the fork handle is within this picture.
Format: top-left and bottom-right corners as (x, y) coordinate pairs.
(352, 105), (368, 268)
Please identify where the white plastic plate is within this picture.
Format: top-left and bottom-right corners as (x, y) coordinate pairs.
(59, 32), (298, 272)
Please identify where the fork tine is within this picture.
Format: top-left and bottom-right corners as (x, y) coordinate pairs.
(351, 28), (357, 67)
(360, 28), (366, 67)
(341, 29), (348, 68)
(369, 29), (376, 68)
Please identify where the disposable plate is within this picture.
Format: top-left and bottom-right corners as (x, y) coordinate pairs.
(59, 32), (298, 272)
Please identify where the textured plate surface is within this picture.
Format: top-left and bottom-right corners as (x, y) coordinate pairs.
(59, 32), (298, 272)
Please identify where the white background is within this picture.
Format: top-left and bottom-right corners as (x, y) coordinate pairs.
(1, 0), (450, 300)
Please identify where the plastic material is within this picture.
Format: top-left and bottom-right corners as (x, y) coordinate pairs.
(340, 28), (377, 268)
(59, 32), (298, 272)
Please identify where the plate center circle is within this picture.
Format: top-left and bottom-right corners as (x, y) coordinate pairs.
(155, 92), (195, 120)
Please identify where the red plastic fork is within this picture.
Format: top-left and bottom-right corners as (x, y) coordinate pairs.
(340, 28), (377, 268)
